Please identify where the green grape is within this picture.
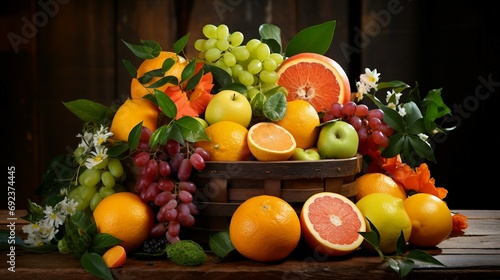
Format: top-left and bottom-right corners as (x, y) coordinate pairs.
(74, 198), (87, 211)
(67, 185), (82, 201)
(203, 38), (217, 50)
(93, 157), (109, 170)
(205, 48), (221, 62)
(223, 52), (236, 67)
(57, 238), (71, 254)
(255, 43), (271, 60)
(89, 192), (104, 211)
(101, 171), (116, 188)
(80, 185), (97, 203)
(246, 39), (261, 52)
(108, 158), (124, 178)
(270, 53), (284, 66)
(215, 60), (232, 75)
(231, 64), (244, 80)
(194, 39), (206, 51)
(247, 59), (263, 75)
(259, 70), (279, 84)
(238, 70), (254, 86)
(202, 24), (217, 39)
(231, 46), (250, 61)
(197, 51), (206, 60)
(99, 186), (116, 198)
(73, 146), (85, 164)
(247, 87), (261, 99)
(216, 24), (229, 39)
(263, 58), (278, 71)
(229, 31), (244, 47)
(216, 39), (230, 51)
(78, 168), (102, 188)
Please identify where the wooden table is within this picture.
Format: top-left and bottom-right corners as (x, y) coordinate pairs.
(1, 209), (499, 279)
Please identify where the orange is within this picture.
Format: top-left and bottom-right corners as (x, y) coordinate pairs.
(131, 51), (187, 99)
(274, 100), (320, 149)
(194, 121), (252, 161)
(102, 245), (127, 268)
(354, 173), (407, 202)
(110, 98), (160, 142)
(247, 122), (297, 161)
(93, 192), (154, 252)
(229, 195), (301, 262)
(300, 192), (366, 256)
(276, 52), (351, 113)
(403, 193), (453, 248)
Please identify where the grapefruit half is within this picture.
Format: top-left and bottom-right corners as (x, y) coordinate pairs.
(276, 52), (351, 113)
(300, 192), (366, 256)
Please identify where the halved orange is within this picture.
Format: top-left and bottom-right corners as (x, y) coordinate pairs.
(247, 122), (296, 161)
(277, 52), (351, 113)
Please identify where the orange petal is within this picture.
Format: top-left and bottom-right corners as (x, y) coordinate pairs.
(452, 213), (468, 231)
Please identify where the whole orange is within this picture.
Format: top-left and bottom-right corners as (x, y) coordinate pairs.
(403, 193), (453, 248)
(93, 192), (154, 252)
(354, 173), (407, 202)
(110, 98), (159, 142)
(194, 121), (252, 161)
(229, 195), (301, 262)
(274, 100), (320, 149)
(131, 51), (187, 99)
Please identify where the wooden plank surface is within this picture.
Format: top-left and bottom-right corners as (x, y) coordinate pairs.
(1, 209), (499, 279)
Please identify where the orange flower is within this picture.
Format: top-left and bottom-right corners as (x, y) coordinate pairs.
(164, 63), (214, 119)
(452, 213), (468, 231)
(380, 155), (448, 199)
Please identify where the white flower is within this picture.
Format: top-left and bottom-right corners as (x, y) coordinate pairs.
(93, 125), (113, 147)
(77, 131), (94, 153)
(84, 145), (109, 169)
(22, 222), (41, 235)
(43, 205), (65, 228)
(23, 232), (44, 247)
(397, 104), (406, 117)
(355, 81), (371, 101)
(359, 68), (380, 90)
(59, 197), (78, 216)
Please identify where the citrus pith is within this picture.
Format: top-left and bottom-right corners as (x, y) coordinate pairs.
(247, 122), (296, 161)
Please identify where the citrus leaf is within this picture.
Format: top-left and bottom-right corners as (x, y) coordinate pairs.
(389, 257), (415, 278)
(174, 33), (189, 54)
(395, 230), (407, 256)
(91, 233), (123, 255)
(285, 20), (336, 57)
(149, 125), (170, 149)
(209, 230), (235, 259)
(263, 92), (287, 121)
(403, 101), (423, 128)
(181, 59), (197, 83)
(407, 134), (436, 163)
(175, 116), (210, 142)
(185, 67), (204, 92)
(203, 64), (233, 91)
(81, 252), (113, 280)
(219, 82), (247, 94)
(106, 142), (129, 158)
(122, 39), (161, 59)
(378, 104), (405, 132)
(162, 57), (175, 73)
(407, 249), (445, 266)
(127, 121), (143, 151)
(378, 81), (410, 93)
(63, 99), (112, 123)
(381, 133), (405, 158)
(154, 89), (177, 119)
(147, 76), (179, 89)
(122, 59), (137, 78)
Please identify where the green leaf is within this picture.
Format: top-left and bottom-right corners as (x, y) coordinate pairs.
(154, 89), (177, 119)
(381, 133), (405, 158)
(81, 252), (113, 280)
(389, 257), (415, 278)
(285, 20), (336, 57)
(147, 76), (178, 89)
(203, 64), (233, 92)
(149, 125), (170, 149)
(185, 66), (203, 92)
(379, 104), (406, 132)
(181, 59), (197, 83)
(250, 92), (266, 118)
(407, 135), (436, 163)
(63, 99), (112, 123)
(407, 249), (445, 266)
(127, 122), (143, 151)
(395, 230), (407, 256)
(259, 23), (282, 53)
(107, 143), (129, 158)
(403, 102), (424, 128)
(122, 39), (161, 59)
(90, 233), (123, 255)
(208, 230), (235, 259)
(219, 82), (247, 94)
(263, 92), (287, 121)
(175, 116), (210, 142)
(122, 59), (137, 78)
(377, 81), (410, 93)
(423, 88), (451, 120)
(174, 33), (189, 54)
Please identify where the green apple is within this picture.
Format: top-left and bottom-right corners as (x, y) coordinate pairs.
(204, 90), (252, 127)
(317, 120), (359, 159)
(290, 147), (321, 160)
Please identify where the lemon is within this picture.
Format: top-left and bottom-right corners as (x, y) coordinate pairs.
(355, 193), (412, 254)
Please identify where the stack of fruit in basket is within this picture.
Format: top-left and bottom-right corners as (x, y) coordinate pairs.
(18, 21), (468, 279)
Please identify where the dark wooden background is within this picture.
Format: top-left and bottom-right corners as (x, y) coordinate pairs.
(2, 0), (499, 210)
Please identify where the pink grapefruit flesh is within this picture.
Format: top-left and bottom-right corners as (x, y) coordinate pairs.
(300, 192), (366, 256)
(277, 52), (351, 113)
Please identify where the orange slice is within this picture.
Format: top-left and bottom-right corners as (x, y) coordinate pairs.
(247, 122), (296, 161)
(300, 192), (366, 256)
(277, 52), (351, 113)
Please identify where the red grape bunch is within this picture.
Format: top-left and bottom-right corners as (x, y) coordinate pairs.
(132, 127), (210, 244)
(323, 101), (394, 155)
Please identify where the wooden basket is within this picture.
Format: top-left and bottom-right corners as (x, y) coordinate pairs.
(185, 154), (363, 242)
